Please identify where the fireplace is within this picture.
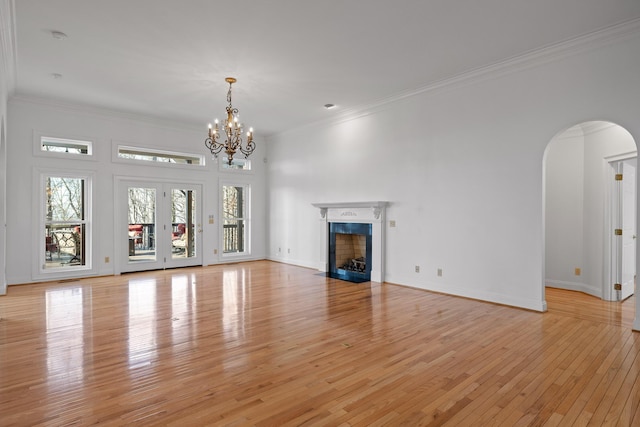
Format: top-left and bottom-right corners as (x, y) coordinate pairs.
(329, 222), (372, 283)
(312, 201), (388, 283)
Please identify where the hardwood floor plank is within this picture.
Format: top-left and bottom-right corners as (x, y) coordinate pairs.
(0, 262), (639, 425)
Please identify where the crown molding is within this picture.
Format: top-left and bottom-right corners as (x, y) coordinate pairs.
(579, 121), (617, 136)
(279, 17), (640, 138)
(9, 94), (204, 134)
(550, 120), (633, 142)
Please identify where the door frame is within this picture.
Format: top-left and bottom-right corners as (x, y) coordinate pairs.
(604, 152), (637, 301)
(114, 176), (204, 275)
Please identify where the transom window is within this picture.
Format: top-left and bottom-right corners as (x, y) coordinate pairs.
(117, 145), (204, 166)
(40, 136), (92, 156)
(221, 157), (251, 171)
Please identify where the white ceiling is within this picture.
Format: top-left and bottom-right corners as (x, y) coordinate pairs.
(13, 0), (640, 137)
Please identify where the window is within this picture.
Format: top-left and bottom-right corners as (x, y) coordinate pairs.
(43, 174), (91, 270)
(38, 135), (93, 157)
(222, 184), (250, 254)
(117, 145), (204, 166)
(220, 157), (252, 171)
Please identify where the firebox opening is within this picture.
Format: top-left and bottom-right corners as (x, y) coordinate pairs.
(328, 222), (372, 283)
(335, 233), (367, 273)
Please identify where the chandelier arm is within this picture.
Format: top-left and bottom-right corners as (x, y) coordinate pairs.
(238, 138), (256, 158)
(204, 133), (224, 157)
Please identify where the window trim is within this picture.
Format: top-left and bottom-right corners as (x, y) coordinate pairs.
(34, 168), (95, 279)
(33, 130), (96, 160)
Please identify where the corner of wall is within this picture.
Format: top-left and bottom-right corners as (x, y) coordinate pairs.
(0, 0), (17, 296)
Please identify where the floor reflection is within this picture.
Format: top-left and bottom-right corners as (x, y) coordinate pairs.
(222, 269), (249, 342)
(171, 274), (198, 345)
(127, 278), (158, 369)
(45, 286), (85, 391)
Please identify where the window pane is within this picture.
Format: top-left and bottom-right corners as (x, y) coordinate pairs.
(222, 157), (251, 170)
(223, 186), (244, 219)
(222, 185), (248, 254)
(46, 177), (84, 221)
(223, 219), (245, 253)
(41, 137), (92, 155)
(118, 146), (203, 165)
(45, 224), (85, 267)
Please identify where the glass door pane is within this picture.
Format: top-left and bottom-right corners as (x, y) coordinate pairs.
(127, 186), (157, 263)
(170, 188), (197, 260)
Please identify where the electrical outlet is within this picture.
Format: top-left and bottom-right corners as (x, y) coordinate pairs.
(214, 249), (218, 255)
(390, 220), (396, 228)
(105, 256), (109, 263)
(437, 268), (443, 277)
(415, 265), (420, 273)
(288, 248), (291, 254)
(575, 267), (581, 276)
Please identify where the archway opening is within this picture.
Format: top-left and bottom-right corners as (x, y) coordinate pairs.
(543, 121), (637, 320)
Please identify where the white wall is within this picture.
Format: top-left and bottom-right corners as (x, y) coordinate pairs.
(545, 123), (636, 297)
(5, 98), (267, 285)
(267, 27), (640, 312)
(0, 0), (16, 295)
(545, 128), (585, 291)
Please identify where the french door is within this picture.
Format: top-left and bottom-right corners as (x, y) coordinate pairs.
(119, 180), (202, 272)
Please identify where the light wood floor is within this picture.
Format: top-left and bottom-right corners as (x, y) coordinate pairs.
(1, 261), (639, 426)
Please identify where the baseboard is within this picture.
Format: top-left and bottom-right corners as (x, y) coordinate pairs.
(545, 280), (602, 299)
(378, 273), (547, 312)
(266, 256), (318, 270)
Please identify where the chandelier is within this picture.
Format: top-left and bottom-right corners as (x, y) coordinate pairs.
(205, 77), (255, 165)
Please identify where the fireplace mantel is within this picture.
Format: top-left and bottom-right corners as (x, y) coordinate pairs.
(311, 201), (388, 209)
(312, 201), (388, 282)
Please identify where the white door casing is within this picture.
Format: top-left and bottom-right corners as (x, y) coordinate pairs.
(610, 158), (637, 301)
(620, 159), (637, 300)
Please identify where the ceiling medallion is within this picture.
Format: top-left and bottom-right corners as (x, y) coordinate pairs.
(205, 77), (255, 165)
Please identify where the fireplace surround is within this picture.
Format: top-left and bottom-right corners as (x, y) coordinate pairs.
(312, 201), (388, 283)
(329, 222), (372, 283)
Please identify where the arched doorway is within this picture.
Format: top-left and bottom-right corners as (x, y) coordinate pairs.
(544, 121), (637, 307)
